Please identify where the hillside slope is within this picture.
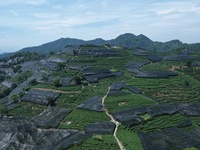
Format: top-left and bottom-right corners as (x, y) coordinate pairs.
(0, 45), (200, 149)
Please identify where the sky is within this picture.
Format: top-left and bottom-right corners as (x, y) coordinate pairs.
(0, 0), (200, 53)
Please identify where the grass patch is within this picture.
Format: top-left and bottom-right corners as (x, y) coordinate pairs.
(141, 63), (168, 71)
(132, 113), (187, 133)
(117, 125), (143, 150)
(59, 109), (110, 130)
(69, 135), (119, 150)
(126, 74), (200, 104)
(140, 113), (151, 121)
(105, 94), (157, 112)
(184, 147), (198, 150)
(11, 70), (33, 84)
(8, 102), (45, 119)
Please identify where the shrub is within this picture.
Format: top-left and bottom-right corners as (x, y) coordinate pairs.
(53, 79), (62, 87)
(186, 61), (192, 68)
(11, 83), (17, 89)
(49, 51), (55, 55)
(46, 96), (56, 106)
(72, 73), (84, 85)
(56, 62), (65, 70)
(0, 105), (8, 115)
(19, 91), (25, 98)
(23, 86), (30, 91)
(29, 79), (38, 86)
(0, 88), (12, 98)
(184, 80), (190, 86)
(11, 94), (19, 103)
(41, 73), (48, 81)
(92, 135), (103, 141)
(3, 88), (12, 96)
(13, 65), (21, 73)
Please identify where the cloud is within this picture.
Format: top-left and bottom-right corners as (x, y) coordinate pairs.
(26, 0), (48, 6)
(78, 19), (120, 28)
(9, 10), (20, 17)
(150, 1), (200, 15)
(33, 12), (60, 19)
(0, 0), (49, 6)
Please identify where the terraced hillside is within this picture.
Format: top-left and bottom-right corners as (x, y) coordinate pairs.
(0, 45), (200, 150)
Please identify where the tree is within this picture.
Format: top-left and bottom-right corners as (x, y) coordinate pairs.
(3, 88), (12, 97)
(72, 74), (83, 85)
(23, 86), (30, 91)
(0, 105), (8, 115)
(29, 79), (38, 86)
(19, 91), (25, 98)
(153, 48), (157, 54)
(47, 96), (56, 106)
(13, 65), (21, 73)
(11, 94), (19, 103)
(41, 73), (48, 81)
(186, 61), (192, 68)
(73, 50), (78, 56)
(184, 80), (190, 86)
(53, 79), (62, 87)
(49, 51), (55, 55)
(0, 76), (5, 82)
(11, 83), (17, 89)
(56, 62), (65, 70)
(104, 44), (111, 48)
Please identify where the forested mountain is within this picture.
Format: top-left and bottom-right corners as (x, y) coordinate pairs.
(0, 33), (200, 58)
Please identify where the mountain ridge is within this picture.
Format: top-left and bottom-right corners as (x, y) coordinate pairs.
(1, 33), (200, 58)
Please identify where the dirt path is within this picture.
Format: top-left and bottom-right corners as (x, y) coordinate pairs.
(102, 87), (125, 150)
(32, 88), (81, 94)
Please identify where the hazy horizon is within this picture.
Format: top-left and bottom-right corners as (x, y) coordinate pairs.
(1, 0), (200, 53)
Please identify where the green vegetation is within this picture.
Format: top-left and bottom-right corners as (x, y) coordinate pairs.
(117, 125), (143, 150)
(10, 51), (45, 62)
(69, 135), (119, 150)
(59, 109), (110, 130)
(1, 44), (200, 150)
(105, 94), (156, 112)
(184, 148), (198, 150)
(53, 78), (62, 87)
(47, 96), (56, 106)
(29, 78), (38, 86)
(11, 70), (33, 84)
(13, 65), (22, 73)
(124, 74), (200, 104)
(11, 94), (20, 103)
(8, 102), (45, 119)
(131, 113), (187, 133)
(0, 104), (8, 115)
(140, 63), (168, 71)
(140, 114), (151, 121)
(72, 73), (84, 85)
(0, 83), (18, 98)
(0, 87), (12, 98)
(56, 62), (65, 70)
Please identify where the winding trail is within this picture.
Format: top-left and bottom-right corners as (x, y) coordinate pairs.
(102, 87), (125, 150)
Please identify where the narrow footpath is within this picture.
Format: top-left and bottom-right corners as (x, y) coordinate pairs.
(102, 87), (125, 150)
(32, 88), (81, 94)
